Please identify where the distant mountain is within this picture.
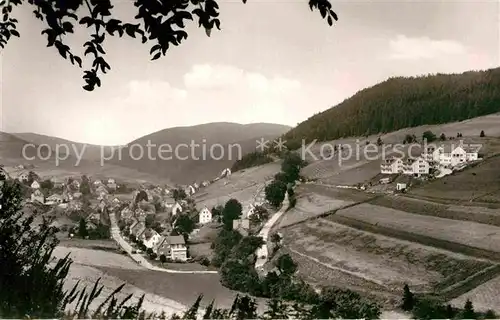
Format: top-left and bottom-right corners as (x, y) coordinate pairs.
(11, 132), (115, 161)
(284, 67), (500, 148)
(0, 132), (44, 162)
(0, 132), (172, 185)
(108, 122), (291, 184)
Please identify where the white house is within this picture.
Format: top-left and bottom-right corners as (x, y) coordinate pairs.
(71, 179), (80, 189)
(396, 183), (407, 191)
(380, 157), (404, 174)
(402, 157), (430, 176)
(424, 142), (480, 168)
(46, 194), (63, 204)
(141, 229), (163, 249)
(31, 180), (40, 189)
(107, 180), (117, 190)
(93, 179), (103, 186)
(156, 236), (187, 261)
(31, 190), (45, 203)
(185, 185), (196, 196)
(17, 171), (29, 182)
(198, 207), (212, 224)
(193, 182), (199, 190)
(220, 168), (231, 178)
(245, 203), (256, 218)
(171, 202), (183, 216)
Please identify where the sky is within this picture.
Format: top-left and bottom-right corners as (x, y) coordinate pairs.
(1, 0), (499, 145)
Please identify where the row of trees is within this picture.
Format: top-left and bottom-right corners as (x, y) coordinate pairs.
(284, 68), (500, 149)
(231, 151), (274, 173)
(210, 223), (381, 318)
(402, 284), (496, 319)
(265, 152), (307, 207)
(71, 218), (110, 240)
(402, 130), (487, 145)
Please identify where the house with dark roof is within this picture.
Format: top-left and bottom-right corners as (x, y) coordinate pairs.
(139, 228), (163, 249)
(156, 235), (187, 261)
(130, 218), (146, 238)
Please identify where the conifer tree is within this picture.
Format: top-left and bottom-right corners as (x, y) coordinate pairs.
(401, 284), (415, 311)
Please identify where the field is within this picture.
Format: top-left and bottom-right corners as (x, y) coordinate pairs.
(53, 246), (140, 269)
(299, 184), (376, 202)
(284, 219), (491, 291)
(409, 155), (500, 203)
(62, 263), (188, 316)
(53, 246), (241, 311)
(334, 203), (500, 254)
(281, 219), (492, 296)
(451, 275), (500, 313)
(96, 266), (245, 309)
(370, 195), (500, 226)
(194, 162), (279, 209)
(195, 162), (279, 198)
(57, 239), (122, 252)
(276, 184), (377, 228)
(277, 193), (352, 228)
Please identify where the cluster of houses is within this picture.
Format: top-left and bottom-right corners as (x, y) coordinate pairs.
(127, 215), (188, 261)
(19, 172), (119, 208)
(120, 169), (266, 262)
(182, 167), (232, 197)
(380, 142), (481, 177)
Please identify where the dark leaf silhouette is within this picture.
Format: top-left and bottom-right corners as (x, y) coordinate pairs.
(0, 0), (337, 91)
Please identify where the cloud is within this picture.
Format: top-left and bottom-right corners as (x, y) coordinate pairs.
(126, 80), (187, 104)
(82, 65), (312, 144)
(183, 64), (301, 94)
(388, 35), (467, 60)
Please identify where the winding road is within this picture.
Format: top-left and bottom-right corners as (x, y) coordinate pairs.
(109, 211), (217, 274)
(255, 193), (289, 270)
(109, 179), (288, 274)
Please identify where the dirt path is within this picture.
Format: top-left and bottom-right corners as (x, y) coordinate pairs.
(255, 193), (289, 269)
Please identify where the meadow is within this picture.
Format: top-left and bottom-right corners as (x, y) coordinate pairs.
(335, 203), (500, 253)
(281, 219), (492, 295)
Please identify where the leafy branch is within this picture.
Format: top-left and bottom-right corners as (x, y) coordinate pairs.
(0, 0), (337, 91)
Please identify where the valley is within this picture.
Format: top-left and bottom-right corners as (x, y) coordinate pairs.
(3, 68), (500, 318)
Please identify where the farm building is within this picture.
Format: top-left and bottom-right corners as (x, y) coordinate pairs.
(424, 142), (480, 167)
(30, 180), (41, 189)
(46, 194), (63, 204)
(233, 218), (250, 236)
(140, 229), (163, 249)
(198, 207), (212, 224)
(17, 171), (29, 182)
(156, 236), (187, 261)
(396, 183), (407, 191)
(31, 190), (45, 203)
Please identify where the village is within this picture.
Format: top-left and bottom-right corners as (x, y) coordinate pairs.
(377, 135), (483, 192)
(8, 165), (272, 269)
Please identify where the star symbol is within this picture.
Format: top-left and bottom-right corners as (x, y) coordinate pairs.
(256, 138), (270, 152)
(274, 137), (287, 151)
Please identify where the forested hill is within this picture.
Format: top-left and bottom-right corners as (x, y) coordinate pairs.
(284, 67), (500, 148)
